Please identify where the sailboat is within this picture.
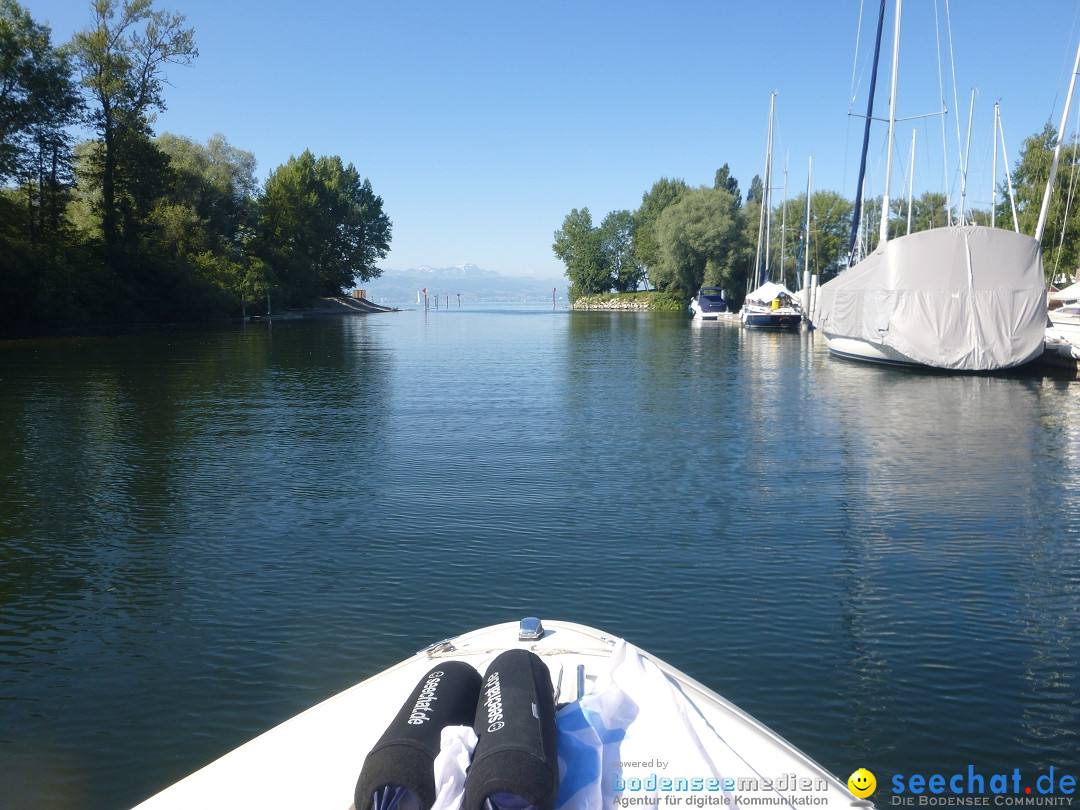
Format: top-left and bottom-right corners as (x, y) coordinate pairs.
(1040, 37), (1080, 370)
(811, 0), (1046, 371)
(741, 92), (804, 330)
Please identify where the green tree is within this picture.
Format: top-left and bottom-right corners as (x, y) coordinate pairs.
(155, 132), (256, 254)
(746, 174), (764, 205)
(1008, 123), (1080, 280)
(70, 0), (197, 263)
(598, 209), (641, 292)
(1009, 123), (1055, 237)
(845, 194), (884, 266)
(714, 163), (740, 204)
(0, 0), (82, 244)
(652, 186), (746, 299)
(632, 177), (688, 283)
(766, 196), (807, 289)
(906, 191), (950, 234)
(553, 207), (609, 299)
(258, 150), (391, 305)
(739, 175), (765, 286)
(0, 1), (88, 334)
(809, 190), (854, 282)
(884, 190), (953, 239)
(155, 132), (269, 312)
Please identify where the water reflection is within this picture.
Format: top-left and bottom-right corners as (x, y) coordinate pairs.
(811, 353), (1080, 773)
(0, 319), (394, 808)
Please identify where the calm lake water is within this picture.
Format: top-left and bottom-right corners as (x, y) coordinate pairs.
(1, 306), (1078, 809)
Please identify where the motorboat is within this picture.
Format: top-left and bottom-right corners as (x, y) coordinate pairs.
(1049, 302), (1080, 343)
(1048, 282), (1080, 346)
(740, 282), (804, 329)
(1044, 301), (1080, 371)
(689, 287), (730, 320)
(130, 618), (873, 810)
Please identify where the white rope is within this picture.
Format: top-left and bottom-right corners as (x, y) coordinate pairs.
(850, 0), (868, 113)
(844, 0), (870, 196)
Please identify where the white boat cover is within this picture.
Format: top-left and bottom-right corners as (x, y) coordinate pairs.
(813, 225), (1048, 370)
(745, 281), (797, 304)
(1049, 280), (1080, 303)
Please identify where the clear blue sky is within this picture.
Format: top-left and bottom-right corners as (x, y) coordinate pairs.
(22, 0), (1080, 277)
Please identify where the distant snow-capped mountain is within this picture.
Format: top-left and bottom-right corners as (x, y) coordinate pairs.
(360, 264), (565, 303)
(414, 263), (499, 278)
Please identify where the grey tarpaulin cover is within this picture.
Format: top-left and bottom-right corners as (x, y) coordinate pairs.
(813, 225), (1048, 370)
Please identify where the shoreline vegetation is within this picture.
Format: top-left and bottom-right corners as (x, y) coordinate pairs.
(7, 2), (1080, 340)
(552, 146), (1080, 316)
(1, 1), (391, 340)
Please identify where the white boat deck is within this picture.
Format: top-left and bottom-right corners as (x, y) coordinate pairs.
(131, 620), (871, 810)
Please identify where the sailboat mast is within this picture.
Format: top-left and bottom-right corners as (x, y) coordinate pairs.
(879, 0), (902, 246)
(847, 0), (889, 265)
(764, 93), (775, 282)
(780, 165), (788, 288)
(906, 128), (916, 235)
(992, 103), (998, 229)
(753, 92), (777, 289)
(1035, 36), (1080, 244)
(804, 155), (813, 281)
(959, 88), (976, 225)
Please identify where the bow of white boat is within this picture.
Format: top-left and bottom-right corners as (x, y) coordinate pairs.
(131, 619), (872, 810)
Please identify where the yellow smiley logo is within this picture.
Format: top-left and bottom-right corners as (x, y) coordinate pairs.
(847, 768), (876, 798)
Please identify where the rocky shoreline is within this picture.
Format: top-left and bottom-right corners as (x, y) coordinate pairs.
(570, 298), (653, 311)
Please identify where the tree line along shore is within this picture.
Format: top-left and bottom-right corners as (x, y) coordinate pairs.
(552, 141), (1078, 311)
(4, 1), (1078, 336)
(1, 0), (390, 337)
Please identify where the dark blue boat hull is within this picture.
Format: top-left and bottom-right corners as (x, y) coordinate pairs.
(742, 312), (802, 329)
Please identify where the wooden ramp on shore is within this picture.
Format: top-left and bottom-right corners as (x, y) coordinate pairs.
(314, 296), (398, 314)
